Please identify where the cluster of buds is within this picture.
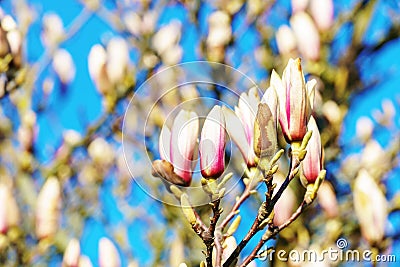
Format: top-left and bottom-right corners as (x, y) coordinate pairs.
(276, 0), (334, 60)
(152, 20), (182, 66)
(0, 13), (23, 69)
(88, 37), (131, 105)
(206, 11), (232, 62)
(152, 58), (324, 195)
(0, 183), (20, 234)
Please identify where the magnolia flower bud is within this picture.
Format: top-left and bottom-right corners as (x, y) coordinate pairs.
(290, 12), (320, 61)
(78, 255), (93, 267)
(0, 23), (10, 57)
(302, 116), (322, 183)
(354, 169), (387, 244)
(253, 103), (277, 160)
(152, 20), (181, 55)
(291, 0), (309, 13)
(200, 106), (226, 178)
(88, 44), (111, 95)
(42, 13), (64, 47)
(88, 138), (114, 166)
(273, 58), (315, 142)
(63, 238), (80, 267)
(207, 11), (231, 48)
(53, 49), (76, 85)
(310, 0), (334, 31)
(6, 26), (22, 67)
(275, 25), (297, 55)
(226, 87), (260, 166)
(317, 181), (338, 218)
(356, 116), (374, 142)
(273, 175), (296, 225)
(154, 110), (199, 186)
(98, 238), (121, 267)
(0, 183), (19, 234)
(106, 37), (129, 84)
(36, 177), (61, 239)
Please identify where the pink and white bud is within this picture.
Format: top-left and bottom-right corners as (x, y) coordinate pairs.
(200, 106), (226, 178)
(78, 255), (93, 267)
(106, 37), (129, 84)
(35, 177), (61, 239)
(290, 12), (320, 61)
(0, 183), (20, 234)
(53, 49), (76, 85)
(98, 238), (121, 267)
(275, 25), (297, 55)
(273, 58), (315, 142)
(152, 20), (181, 55)
(170, 110), (199, 184)
(63, 238), (81, 267)
(225, 87), (260, 166)
(302, 116), (322, 183)
(6, 29), (22, 67)
(273, 175), (296, 225)
(354, 169), (387, 244)
(317, 181), (338, 218)
(310, 0), (334, 31)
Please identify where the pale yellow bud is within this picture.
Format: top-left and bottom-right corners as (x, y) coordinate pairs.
(152, 20), (181, 55)
(98, 237), (121, 267)
(106, 37), (129, 84)
(317, 181), (338, 218)
(78, 255), (93, 267)
(356, 116), (374, 142)
(290, 12), (320, 61)
(88, 44), (111, 95)
(88, 138), (114, 166)
(42, 13), (64, 47)
(207, 11), (231, 48)
(36, 177), (61, 239)
(276, 25), (297, 55)
(63, 238), (81, 267)
(0, 183), (20, 233)
(53, 49), (76, 84)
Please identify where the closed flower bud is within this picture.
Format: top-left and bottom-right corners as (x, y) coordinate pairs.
(88, 44), (111, 95)
(0, 183), (20, 234)
(98, 238), (121, 267)
(223, 87), (259, 167)
(63, 238), (80, 267)
(78, 255), (93, 267)
(356, 116), (374, 142)
(154, 110), (199, 186)
(354, 169), (387, 244)
(36, 177), (61, 239)
(273, 174), (296, 225)
(106, 37), (129, 84)
(6, 28), (22, 67)
(302, 116), (322, 183)
(200, 106), (226, 178)
(290, 12), (320, 61)
(253, 103), (277, 160)
(53, 49), (76, 85)
(291, 0), (309, 13)
(275, 25), (297, 55)
(42, 13), (64, 47)
(88, 138), (114, 166)
(273, 58), (315, 142)
(152, 20), (181, 55)
(317, 181), (338, 218)
(310, 0), (334, 31)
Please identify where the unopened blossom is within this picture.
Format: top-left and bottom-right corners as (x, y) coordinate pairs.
(41, 13), (64, 47)
(0, 183), (20, 234)
(273, 175), (296, 225)
(290, 12), (320, 61)
(222, 87), (259, 167)
(36, 177), (61, 239)
(0, 25), (10, 57)
(88, 44), (111, 95)
(253, 103), (277, 160)
(291, 0), (309, 13)
(310, 0), (334, 31)
(88, 138), (114, 166)
(317, 181), (338, 218)
(153, 110), (199, 186)
(207, 11), (231, 48)
(275, 25), (297, 55)
(361, 140), (389, 179)
(98, 237), (121, 267)
(6, 29), (22, 67)
(63, 238), (80, 267)
(106, 37), (129, 84)
(53, 49), (76, 85)
(200, 106), (226, 178)
(353, 169), (387, 244)
(272, 58), (316, 143)
(152, 20), (181, 56)
(302, 116), (322, 183)
(78, 255), (93, 267)
(356, 116), (374, 142)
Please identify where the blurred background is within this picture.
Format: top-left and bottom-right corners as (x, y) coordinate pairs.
(0, 0), (399, 266)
